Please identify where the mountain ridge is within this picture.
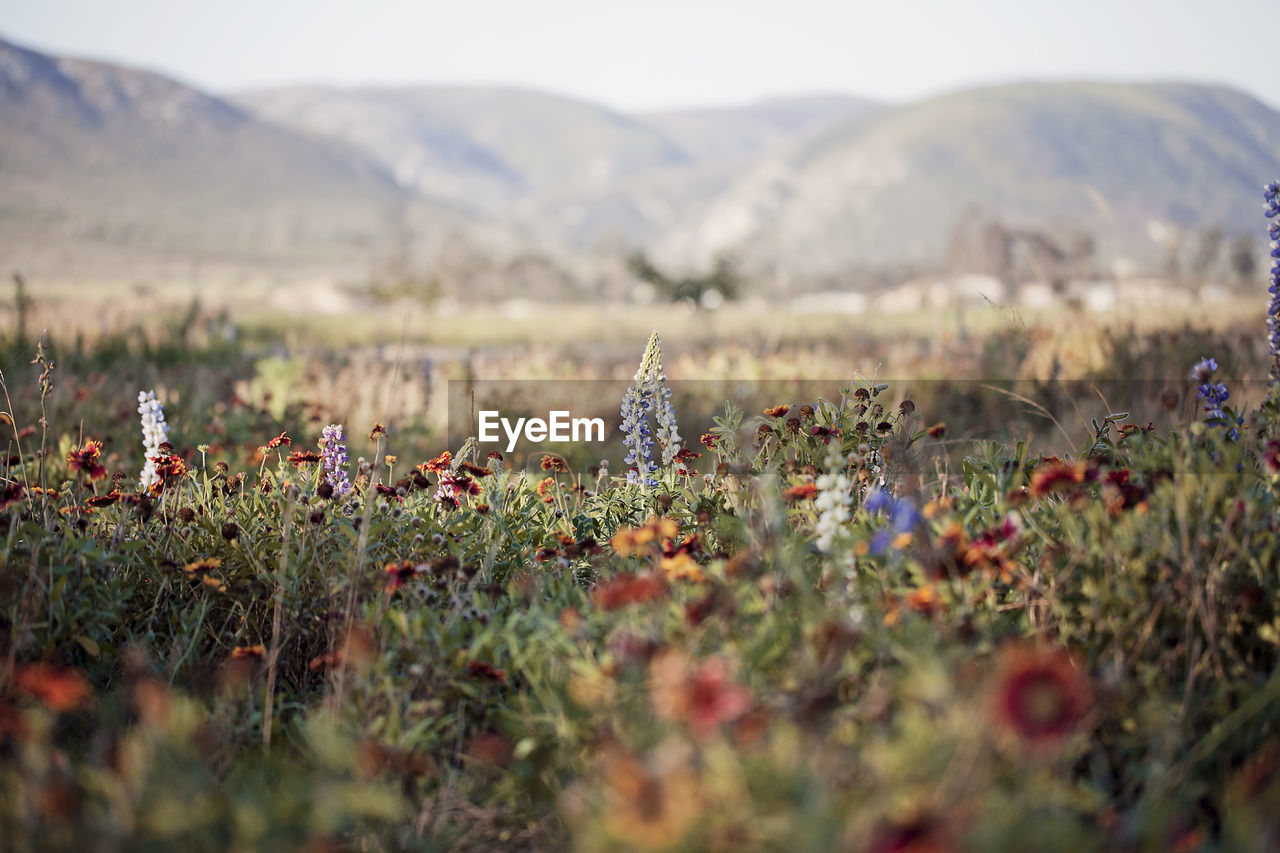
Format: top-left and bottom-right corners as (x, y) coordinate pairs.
(4, 32), (1279, 289)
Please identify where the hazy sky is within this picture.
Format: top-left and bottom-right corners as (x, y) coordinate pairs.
(1, 0), (1275, 110)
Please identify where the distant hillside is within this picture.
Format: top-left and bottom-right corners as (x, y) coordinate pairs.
(0, 36), (465, 279)
(655, 82), (1280, 273)
(642, 94), (884, 162)
(231, 87), (880, 252)
(233, 86), (693, 214)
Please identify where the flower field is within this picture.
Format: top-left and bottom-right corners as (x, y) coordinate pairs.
(5, 235), (1280, 851)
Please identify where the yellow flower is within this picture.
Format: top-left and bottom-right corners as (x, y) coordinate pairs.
(660, 552), (704, 583)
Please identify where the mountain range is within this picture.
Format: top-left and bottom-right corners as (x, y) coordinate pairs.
(2, 32), (1278, 292)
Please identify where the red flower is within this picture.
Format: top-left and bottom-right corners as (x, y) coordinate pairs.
(992, 643), (1091, 746)
(14, 663), (93, 712)
(263, 432), (291, 451)
(67, 439), (107, 480)
(540, 455), (569, 472)
(650, 651), (752, 738)
(1264, 439), (1280, 474)
(309, 649), (344, 673)
(231, 645), (266, 660)
(0, 481), (25, 510)
(419, 451), (452, 474)
(287, 449), (321, 465)
(383, 560), (421, 593)
(763, 405), (790, 418)
(592, 571), (667, 610)
(809, 425), (840, 444)
(1028, 457), (1093, 498)
(438, 472), (480, 499)
(151, 453), (188, 480)
(466, 660), (508, 684)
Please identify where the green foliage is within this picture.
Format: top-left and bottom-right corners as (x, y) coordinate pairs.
(4, 326), (1280, 851)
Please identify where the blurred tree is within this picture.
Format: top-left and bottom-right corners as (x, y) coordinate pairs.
(1190, 226), (1224, 280)
(1228, 233), (1257, 288)
(626, 251), (741, 308)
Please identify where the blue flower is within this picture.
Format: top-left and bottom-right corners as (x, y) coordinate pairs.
(869, 530), (894, 554)
(620, 332), (679, 484)
(863, 488), (893, 514)
(1265, 181), (1280, 382)
(319, 424), (353, 495)
(1193, 358), (1240, 441)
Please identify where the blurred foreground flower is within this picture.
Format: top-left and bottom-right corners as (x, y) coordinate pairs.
(814, 470), (852, 553)
(991, 643), (1091, 748)
(598, 739), (702, 850)
(650, 649), (752, 738)
(592, 571), (667, 610)
(14, 663), (93, 712)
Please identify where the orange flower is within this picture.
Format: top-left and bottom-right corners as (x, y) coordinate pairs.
(611, 516), (680, 557)
(183, 557), (222, 575)
(15, 663), (93, 712)
(263, 431), (291, 451)
(67, 439), (107, 480)
(991, 643), (1091, 747)
(231, 644), (266, 660)
(536, 476), (556, 502)
(660, 552), (705, 583)
(287, 449), (321, 465)
(763, 405), (790, 418)
(783, 482), (819, 501)
(905, 584), (942, 618)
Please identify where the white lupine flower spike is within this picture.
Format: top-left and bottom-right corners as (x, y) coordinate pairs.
(137, 390), (169, 492)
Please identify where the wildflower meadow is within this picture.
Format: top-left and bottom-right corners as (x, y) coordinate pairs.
(5, 191), (1280, 851)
